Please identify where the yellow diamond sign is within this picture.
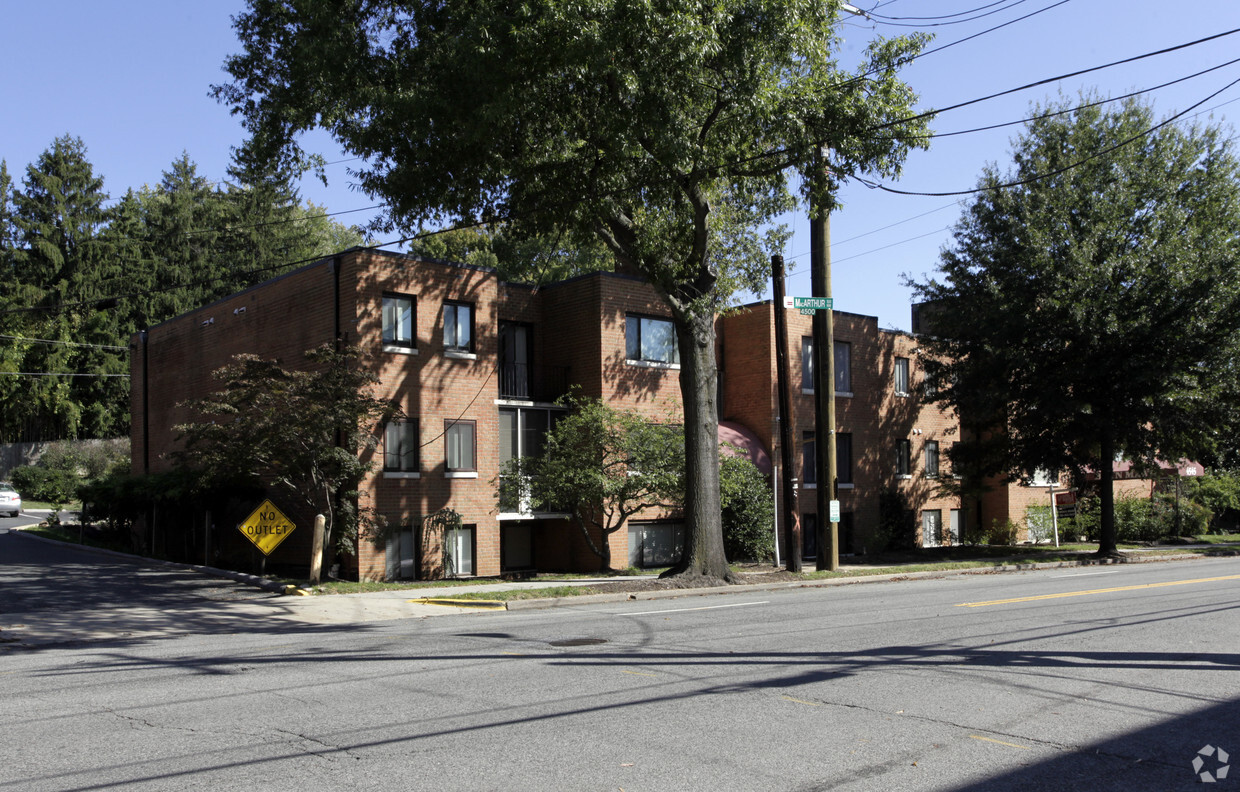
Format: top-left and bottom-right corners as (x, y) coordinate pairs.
(239, 499), (296, 556)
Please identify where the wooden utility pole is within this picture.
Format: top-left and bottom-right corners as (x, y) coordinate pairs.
(772, 255), (801, 572)
(811, 148), (839, 571)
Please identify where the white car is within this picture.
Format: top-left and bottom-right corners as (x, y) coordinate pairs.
(0, 483), (21, 517)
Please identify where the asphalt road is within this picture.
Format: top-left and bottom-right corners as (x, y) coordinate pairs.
(2, 528), (1238, 791)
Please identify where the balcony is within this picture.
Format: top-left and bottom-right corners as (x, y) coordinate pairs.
(499, 363), (571, 402)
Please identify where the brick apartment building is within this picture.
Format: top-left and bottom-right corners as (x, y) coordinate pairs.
(132, 248), (1053, 580)
(717, 302), (1054, 559)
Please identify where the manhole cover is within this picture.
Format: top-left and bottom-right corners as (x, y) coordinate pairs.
(548, 638), (607, 647)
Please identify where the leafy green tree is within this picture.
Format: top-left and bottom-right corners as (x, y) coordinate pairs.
(500, 395), (684, 572)
(909, 97), (1240, 557)
(216, 0), (930, 582)
(409, 225), (613, 284)
(175, 345), (399, 569)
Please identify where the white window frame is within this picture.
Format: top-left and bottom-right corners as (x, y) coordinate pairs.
(444, 420), (477, 478)
(444, 301), (475, 357)
(382, 293), (417, 353)
(894, 357), (910, 396)
(626, 314), (680, 368)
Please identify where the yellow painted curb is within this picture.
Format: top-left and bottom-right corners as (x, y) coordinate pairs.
(409, 598), (506, 609)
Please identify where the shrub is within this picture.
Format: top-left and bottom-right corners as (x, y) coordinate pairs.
(9, 464), (80, 504)
(719, 455), (774, 563)
(1024, 505), (1055, 544)
(877, 489), (917, 551)
(986, 518), (1019, 545)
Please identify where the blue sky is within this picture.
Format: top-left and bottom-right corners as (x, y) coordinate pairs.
(3, 1), (1237, 330)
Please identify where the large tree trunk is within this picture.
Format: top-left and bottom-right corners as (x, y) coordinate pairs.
(661, 309), (738, 584)
(1096, 428), (1120, 558)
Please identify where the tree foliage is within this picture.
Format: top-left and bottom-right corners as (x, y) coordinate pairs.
(217, 0), (930, 582)
(909, 96), (1240, 556)
(500, 395), (684, 571)
(0, 139), (365, 443)
(175, 345), (398, 564)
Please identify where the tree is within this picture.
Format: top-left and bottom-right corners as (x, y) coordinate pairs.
(500, 395), (684, 571)
(216, 0), (930, 583)
(909, 96), (1240, 557)
(5, 136), (117, 441)
(175, 345), (398, 570)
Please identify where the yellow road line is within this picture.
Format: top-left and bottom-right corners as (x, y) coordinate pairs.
(970, 735), (1030, 750)
(957, 574), (1240, 608)
(781, 695), (822, 707)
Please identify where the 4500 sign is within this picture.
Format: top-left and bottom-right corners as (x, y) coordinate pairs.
(238, 500), (296, 556)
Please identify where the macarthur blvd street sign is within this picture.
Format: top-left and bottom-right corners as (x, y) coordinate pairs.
(239, 499), (296, 555)
(782, 296), (833, 315)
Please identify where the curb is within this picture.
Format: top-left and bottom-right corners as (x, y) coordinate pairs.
(409, 598), (507, 609)
(502, 552), (1222, 610)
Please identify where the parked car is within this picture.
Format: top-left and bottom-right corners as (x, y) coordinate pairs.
(0, 482), (21, 517)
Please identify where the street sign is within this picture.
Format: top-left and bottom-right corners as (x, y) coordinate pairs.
(238, 499), (296, 556)
(829, 499), (841, 524)
(783, 296), (834, 314)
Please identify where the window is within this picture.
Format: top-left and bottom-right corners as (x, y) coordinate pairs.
(384, 420), (419, 473)
(801, 339), (852, 395)
(499, 406), (562, 514)
(801, 337), (813, 392)
(382, 293), (416, 350)
(922, 510), (942, 547)
(894, 357), (910, 395)
(835, 341), (851, 394)
(837, 432), (853, 485)
(444, 524), (476, 577)
(444, 301), (474, 354)
(1026, 469), (1057, 487)
(896, 439), (911, 477)
(949, 509), (963, 545)
(802, 431), (816, 488)
(626, 314), (679, 366)
(502, 523), (535, 571)
(445, 420), (476, 474)
(628, 521), (685, 568)
(924, 440), (940, 479)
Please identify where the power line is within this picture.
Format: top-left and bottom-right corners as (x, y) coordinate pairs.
(871, 27), (1240, 133)
(865, 0), (1022, 21)
(861, 74), (1240, 197)
(865, 0), (1039, 27)
(0, 334), (127, 351)
(0, 372), (130, 378)
(895, 55), (1240, 141)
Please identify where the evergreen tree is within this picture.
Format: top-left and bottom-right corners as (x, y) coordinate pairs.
(5, 136), (114, 441)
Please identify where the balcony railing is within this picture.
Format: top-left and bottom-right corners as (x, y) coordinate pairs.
(499, 363), (571, 402)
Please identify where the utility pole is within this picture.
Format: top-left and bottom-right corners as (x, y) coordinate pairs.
(811, 148), (839, 572)
(772, 254), (801, 572)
